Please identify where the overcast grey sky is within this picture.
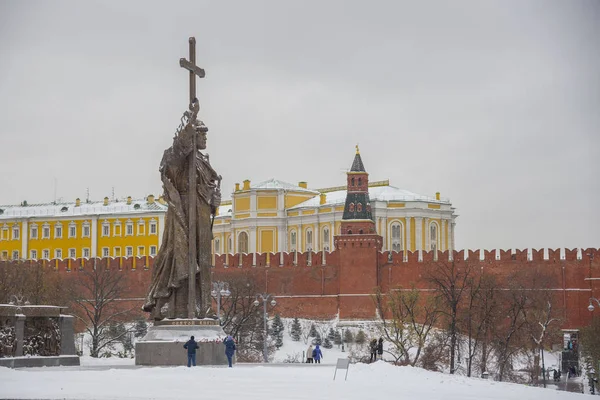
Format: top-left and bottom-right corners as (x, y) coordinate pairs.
(0, 0), (598, 250)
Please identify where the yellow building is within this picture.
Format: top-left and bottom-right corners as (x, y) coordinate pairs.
(1, 158), (457, 261)
(0, 195), (166, 261)
(213, 177), (457, 256)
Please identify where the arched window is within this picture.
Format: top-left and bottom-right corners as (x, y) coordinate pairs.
(290, 231), (297, 251)
(228, 236), (232, 254)
(357, 203), (362, 212)
(214, 238), (220, 254)
(348, 230), (352, 235)
(391, 222), (403, 252)
(238, 232), (249, 253)
(306, 229), (313, 252)
(349, 203), (355, 212)
(430, 223), (438, 252)
(322, 227), (330, 252)
(351, 177), (355, 186)
(358, 177), (362, 186)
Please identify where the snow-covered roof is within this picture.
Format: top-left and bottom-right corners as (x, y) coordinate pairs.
(289, 185), (449, 209)
(251, 178), (319, 194)
(217, 204), (233, 218)
(0, 198), (167, 220)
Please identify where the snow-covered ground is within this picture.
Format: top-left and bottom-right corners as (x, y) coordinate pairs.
(0, 360), (589, 399)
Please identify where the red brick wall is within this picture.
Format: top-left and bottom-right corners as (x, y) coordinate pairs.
(3, 247), (598, 328)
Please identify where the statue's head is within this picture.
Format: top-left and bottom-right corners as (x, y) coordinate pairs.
(194, 119), (208, 150)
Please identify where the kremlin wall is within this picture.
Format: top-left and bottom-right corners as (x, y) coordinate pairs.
(0, 150), (598, 330)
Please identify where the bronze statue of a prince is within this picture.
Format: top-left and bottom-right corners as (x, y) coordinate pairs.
(143, 99), (221, 320)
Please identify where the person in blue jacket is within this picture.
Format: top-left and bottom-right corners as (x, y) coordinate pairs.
(312, 344), (323, 364)
(183, 336), (199, 367)
(224, 335), (236, 367)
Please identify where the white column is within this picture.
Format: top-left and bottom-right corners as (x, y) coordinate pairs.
(405, 217), (411, 252)
(91, 216), (98, 258)
(414, 217), (423, 252)
(315, 223), (320, 252)
(441, 219), (447, 251)
(424, 217), (430, 251)
(250, 191), (257, 218)
(380, 218), (387, 250)
(451, 222), (456, 252)
(250, 226), (257, 253)
(21, 221), (28, 259)
(297, 223), (303, 252)
(158, 213), (165, 244)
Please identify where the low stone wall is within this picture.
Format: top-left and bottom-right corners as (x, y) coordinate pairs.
(0, 355), (79, 368)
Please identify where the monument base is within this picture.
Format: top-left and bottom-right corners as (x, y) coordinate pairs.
(135, 319), (231, 366)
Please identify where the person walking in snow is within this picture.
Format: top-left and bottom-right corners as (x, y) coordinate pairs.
(306, 345), (314, 363)
(313, 344), (323, 364)
(183, 335), (199, 367)
(369, 339), (378, 363)
(377, 337), (384, 360)
(223, 335), (236, 367)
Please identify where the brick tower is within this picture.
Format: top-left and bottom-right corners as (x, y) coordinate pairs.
(334, 146), (383, 319)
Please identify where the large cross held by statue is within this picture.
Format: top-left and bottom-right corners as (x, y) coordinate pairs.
(180, 37), (205, 319)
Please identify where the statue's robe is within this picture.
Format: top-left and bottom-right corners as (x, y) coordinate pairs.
(143, 128), (219, 320)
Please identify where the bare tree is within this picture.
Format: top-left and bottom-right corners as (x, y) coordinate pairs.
(461, 273), (500, 377)
(428, 260), (473, 374)
(373, 286), (441, 366)
(67, 259), (135, 357)
(0, 261), (67, 306)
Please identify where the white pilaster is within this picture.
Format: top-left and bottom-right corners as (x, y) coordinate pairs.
(158, 213), (165, 243)
(405, 217), (411, 252)
(250, 227), (257, 254)
(21, 220), (28, 259)
(91, 216), (98, 258)
(414, 217), (423, 252)
(451, 222), (456, 252)
(424, 217), (430, 251)
(441, 219), (447, 251)
(315, 223), (320, 252)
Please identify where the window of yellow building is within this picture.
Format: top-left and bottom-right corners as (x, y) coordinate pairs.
(126, 220), (133, 236)
(12, 250), (19, 260)
(114, 247), (121, 257)
(12, 226), (20, 241)
(69, 223), (76, 239)
(114, 221), (122, 237)
(42, 249), (49, 259)
(30, 224), (38, 239)
(1, 250), (8, 260)
(137, 220), (145, 236)
(102, 247), (109, 257)
(69, 248), (76, 259)
(150, 246), (157, 256)
(126, 246), (133, 257)
(306, 229), (313, 252)
(83, 248), (90, 258)
(323, 227), (330, 252)
(82, 222), (90, 238)
(137, 246), (145, 256)
(55, 224), (63, 239)
(42, 224), (50, 239)
(391, 222), (403, 252)
(55, 249), (62, 259)
(102, 221), (110, 237)
(430, 223), (438, 252)
(214, 239), (220, 254)
(30, 250), (37, 259)
(149, 220), (157, 235)
(238, 232), (248, 254)
(290, 230), (297, 251)
(0, 226), (7, 241)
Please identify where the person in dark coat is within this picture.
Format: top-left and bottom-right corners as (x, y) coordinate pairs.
(369, 339), (378, 363)
(223, 335), (236, 367)
(377, 337), (384, 360)
(183, 336), (199, 367)
(312, 344), (323, 364)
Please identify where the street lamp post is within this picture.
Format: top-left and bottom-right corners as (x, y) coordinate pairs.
(211, 281), (231, 322)
(253, 293), (276, 363)
(588, 297), (600, 313)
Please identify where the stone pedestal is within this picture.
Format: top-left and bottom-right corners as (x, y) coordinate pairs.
(135, 319), (231, 366)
